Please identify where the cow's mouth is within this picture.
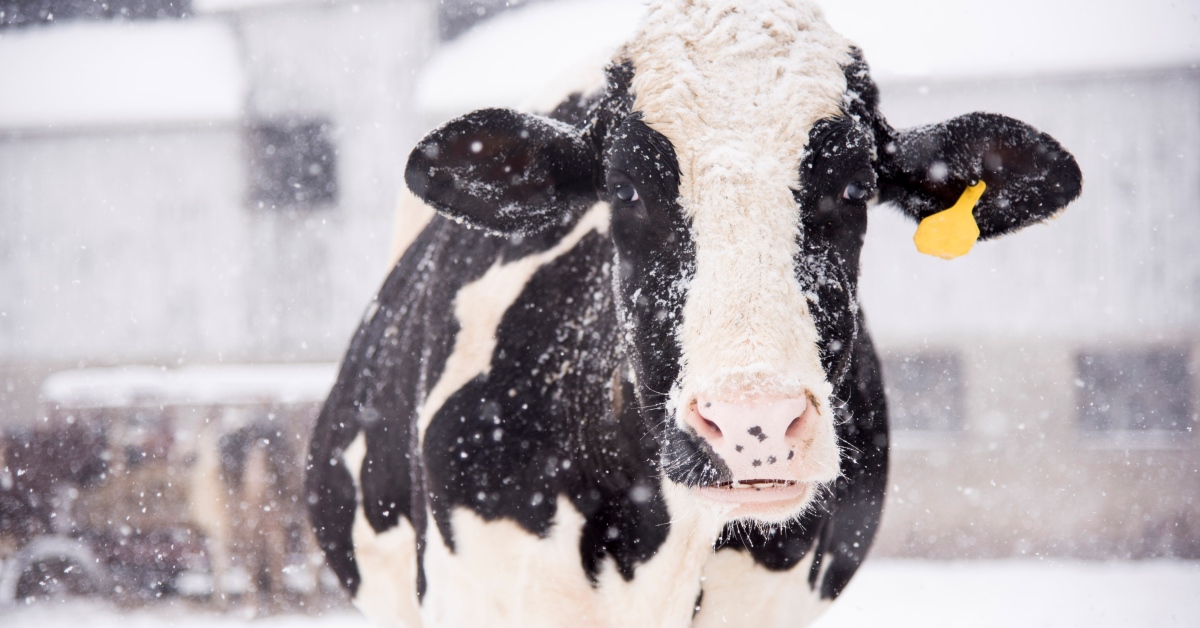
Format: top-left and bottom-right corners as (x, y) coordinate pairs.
(707, 479), (799, 490)
(695, 479), (810, 509)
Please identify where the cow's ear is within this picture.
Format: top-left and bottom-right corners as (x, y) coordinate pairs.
(876, 112), (1082, 240)
(404, 108), (599, 236)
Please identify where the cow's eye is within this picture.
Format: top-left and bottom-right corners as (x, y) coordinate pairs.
(614, 183), (640, 203)
(842, 181), (872, 202)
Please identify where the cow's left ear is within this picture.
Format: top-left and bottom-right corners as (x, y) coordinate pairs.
(876, 112), (1082, 240)
(405, 108), (600, 236)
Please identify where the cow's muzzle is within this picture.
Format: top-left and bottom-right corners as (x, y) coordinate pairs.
(682, 392), (840, 519)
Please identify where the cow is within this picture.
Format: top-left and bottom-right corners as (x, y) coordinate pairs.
(305, 1), (1082, 626)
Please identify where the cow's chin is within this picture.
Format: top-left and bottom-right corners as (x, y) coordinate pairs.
(692, 480), (817, 524)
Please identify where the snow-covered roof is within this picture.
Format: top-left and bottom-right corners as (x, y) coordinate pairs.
(41, 364), (337, 408)
(415, 0), (649, 119)
(0, 19), (244, 131)
(415, 0), (1200, 117)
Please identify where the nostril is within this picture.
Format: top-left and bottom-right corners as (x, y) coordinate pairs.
(691, 402), (724, 441)
(785, 415), (803, 439)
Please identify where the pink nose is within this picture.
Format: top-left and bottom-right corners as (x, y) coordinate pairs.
(684, 396), (812, 480)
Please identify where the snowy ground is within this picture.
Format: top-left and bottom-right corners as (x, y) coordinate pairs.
(817, 559), (1200, 628)
(4, 560), (1198, 627)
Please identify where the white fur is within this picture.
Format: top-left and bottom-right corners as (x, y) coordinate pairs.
(344, 433), (423, 628)
(388, 188), (436, 269)
(415, 202), (611, 443)
(347, 438), (832, 628)
(623, 0), (849, 431)
(693, 546), (830, 627)
(590, 482), (728, 627)
(420, 484), (726, 628)
(421, 496), (596, 627)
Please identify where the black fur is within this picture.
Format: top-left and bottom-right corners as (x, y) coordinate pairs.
(405, 108), (600, 236)
(877, 112), (1083, 239)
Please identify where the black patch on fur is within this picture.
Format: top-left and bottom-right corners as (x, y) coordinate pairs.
(795, 116), (874, 383)
(308, 59), (681, 604)
(306, 217), (509, 597)
(576, 377), (673, 582)
(840, 48), (888, 152)
(421, 232), (671, 583)
(815, 329), (890, 598)
(602, 115), (725, 488)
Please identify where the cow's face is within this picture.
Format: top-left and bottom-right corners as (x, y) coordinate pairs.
(405, 1), (1080, 524)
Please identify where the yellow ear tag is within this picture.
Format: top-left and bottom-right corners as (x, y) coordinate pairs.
(913, 181), (987, 260)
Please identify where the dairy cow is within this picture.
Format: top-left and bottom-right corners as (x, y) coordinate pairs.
(306, 1), (1082, 625)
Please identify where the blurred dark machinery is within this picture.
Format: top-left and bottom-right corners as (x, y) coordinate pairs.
(0, 365), (343, 612)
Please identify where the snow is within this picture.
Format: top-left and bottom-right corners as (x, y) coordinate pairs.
(414, 0), (648, 119)
(818, 560), (1200, 628)
(415, 0), (1200, 117)
(40, 364), (337, 408)
(0, 20), (244, 131)
(1, 602), (374, 628)
(2, 560), (1197, 627)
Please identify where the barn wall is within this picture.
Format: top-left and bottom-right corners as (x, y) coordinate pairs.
(0, 0), (435, 427)
(0, 128), (249, 363)
(0, 0), (438, 367)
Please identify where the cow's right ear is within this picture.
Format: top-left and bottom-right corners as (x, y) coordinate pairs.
(404, 108), (600, 236)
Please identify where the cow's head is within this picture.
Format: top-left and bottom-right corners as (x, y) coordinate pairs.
(405, 0), (1081, 524)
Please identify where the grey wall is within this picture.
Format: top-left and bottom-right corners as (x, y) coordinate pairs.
(0, 128), (247, 363)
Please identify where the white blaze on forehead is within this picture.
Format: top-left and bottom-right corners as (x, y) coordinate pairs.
(624, 0), (853, 405)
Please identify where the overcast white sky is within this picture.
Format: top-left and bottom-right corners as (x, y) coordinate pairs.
(823, 0), (1200, 79)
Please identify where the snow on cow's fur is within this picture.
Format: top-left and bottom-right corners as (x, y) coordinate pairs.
(305, 1), (1082, 626)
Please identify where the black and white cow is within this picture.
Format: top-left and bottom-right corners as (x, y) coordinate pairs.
(306, 1), (1082, 625)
